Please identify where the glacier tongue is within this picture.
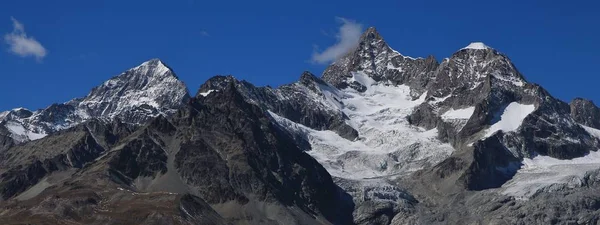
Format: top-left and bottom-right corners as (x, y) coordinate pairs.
(270, 73), (453, 180)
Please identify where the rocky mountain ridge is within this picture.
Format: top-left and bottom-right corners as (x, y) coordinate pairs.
(1, 27), (600, 225)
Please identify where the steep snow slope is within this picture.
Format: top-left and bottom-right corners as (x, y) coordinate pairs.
(484, 102), (536, 138)
(441, 107), (475, 121)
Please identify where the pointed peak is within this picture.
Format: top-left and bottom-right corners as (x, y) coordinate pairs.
(571, 97), (597, 107)
(461, 42), (493, 51)
(300, 71), (317, 80)
(136, 58), (169, 70)
(364, 27), (379, 35)
(359, 26), (383, 42)
(145, 58), (163, 63)
(1, 107), (33, 120)
(196, 75), (240, 97)
(122, 58), (178, 81)
(299, 71), (327, 86)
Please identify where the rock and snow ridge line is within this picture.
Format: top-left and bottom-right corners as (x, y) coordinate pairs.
(2, 27), (598, 204)
(0, 58), (190, 143)
(317, 27), (600, 202)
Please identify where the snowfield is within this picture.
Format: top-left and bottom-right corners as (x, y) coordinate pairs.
(485, 102), (536, 137)
(441, 107), (475, 121)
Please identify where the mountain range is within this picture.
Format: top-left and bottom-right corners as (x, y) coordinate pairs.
(1, 27), (600, 225)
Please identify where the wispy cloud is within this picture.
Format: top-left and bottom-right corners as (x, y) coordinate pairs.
(4, 17), (47, 60)
(311, 17), (363, 64)
(200, 30), (210, 37)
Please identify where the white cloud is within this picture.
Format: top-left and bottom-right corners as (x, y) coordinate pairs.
(4, 17), (47, 60)
(311, 17), (363, 64)
(200, 30), (210, 37)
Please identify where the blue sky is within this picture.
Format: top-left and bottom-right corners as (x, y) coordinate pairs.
(1, 0), (599, 111)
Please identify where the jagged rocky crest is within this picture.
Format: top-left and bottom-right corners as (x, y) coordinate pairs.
(1, 27), (600, 225)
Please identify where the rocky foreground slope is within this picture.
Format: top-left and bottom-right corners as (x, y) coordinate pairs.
(1, 28), (600, 225)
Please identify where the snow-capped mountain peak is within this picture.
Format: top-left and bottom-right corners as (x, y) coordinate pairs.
(80, 58), (190, 121)
(0, 108), (33, 121)
(322, 27), (435, 95)
(130, 58), (173, 78)
(461, 42), (492, 50)
(4, 27), (600, 224)
(0, 59), (190, 144)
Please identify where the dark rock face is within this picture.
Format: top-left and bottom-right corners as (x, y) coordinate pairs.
(197, 73), (358, 140)
(179, 82), (345, 223)
(571, 98), (600, 129)
(0, 119), (133, 201)
(107, 135), (168, 183)
(461, 135), (522, 190)
(0, 125), (15, 152)
(175, 139), (243, 203)
(178, 194), (232, 225)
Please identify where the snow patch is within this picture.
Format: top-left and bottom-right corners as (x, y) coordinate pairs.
(484, 102), (535, 137)
(349, 71), (376, 87)
(429, 95), (451, 105)
(5, 121), (47, 142)
(462, 42), (491, 50)
(198, 90), (215, 97)
(582, 125), (600, 139)
(441, 107), (475, 121)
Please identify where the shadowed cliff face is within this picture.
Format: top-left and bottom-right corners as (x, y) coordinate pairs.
(571, 98), (600, 129)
